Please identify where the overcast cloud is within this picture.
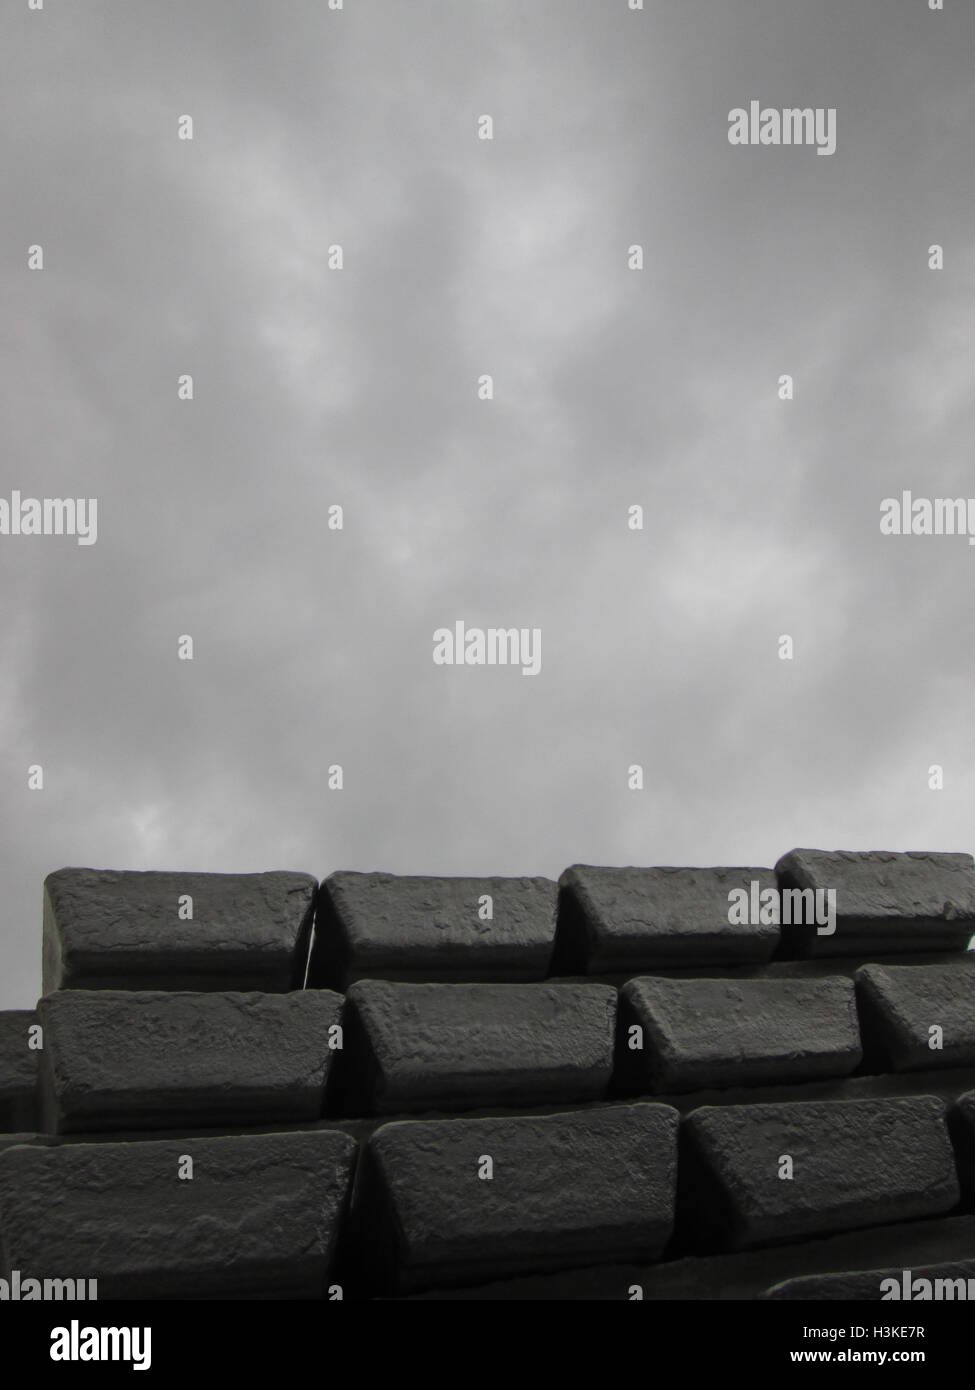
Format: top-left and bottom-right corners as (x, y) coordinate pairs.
(1, 0), (973, 1007)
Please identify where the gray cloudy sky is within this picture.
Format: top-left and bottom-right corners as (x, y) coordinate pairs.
(2, 0), (973, 1008)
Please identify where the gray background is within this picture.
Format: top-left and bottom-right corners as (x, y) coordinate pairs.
(2, 0), (972, 1009)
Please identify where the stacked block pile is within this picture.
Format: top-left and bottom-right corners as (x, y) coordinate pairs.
(3, 850), (975, 1300)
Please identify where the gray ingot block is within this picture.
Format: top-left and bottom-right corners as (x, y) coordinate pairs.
(616, 975), (862, 1094)
(0, 1129), (356, 1298)
(763, 1260), (975, 1300)
(775, 849), (975, 958)
(679, 1095), (959, 1252)
(43, 867), (317, 992)
(341, 980), (617, 1114)
(309, 872), (558, 988)
(855, 962), (975, 1072)
(356, 1102), (679, 1293)
(0, 1011), (38, 1130)
(0, 1134), (51, 1154)
(554, 866), (780, 973)
(36, 989), (344, 1133)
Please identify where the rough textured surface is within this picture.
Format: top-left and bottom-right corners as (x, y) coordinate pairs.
(43, 868), (317, 992)
(0, 1010), (38, 1130)
(555, 866), (780, 974)
(775, 849), (975, 957)
(763, 1259), (975, 1300)
(754, 952), (975, 982)
(947, 1089), (975, 1204)
(558, 953), (975, 987)
(340, 979), (617, 1114)
(410, 1214), (975, 1300)
(855, 962), (975, 1072)
(37, 989), (344, 1133)
(0, 1133), (51, 1154)
(0, 1129), (356, 1298)
(679, 1095), (959, 1251)
(616, 976), (862, 1094)
(309, 872), (558, 988)
(355, 1102), (679, 1294)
